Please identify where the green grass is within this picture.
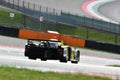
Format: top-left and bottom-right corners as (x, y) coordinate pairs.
(0, 7), (120, 44)
(0, 66), (111, 80)
(0, 8), (23, 28)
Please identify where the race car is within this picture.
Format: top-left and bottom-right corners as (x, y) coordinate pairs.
(24, 39), (80, 63)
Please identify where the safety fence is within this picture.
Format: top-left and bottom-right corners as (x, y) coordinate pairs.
(0, 0), (120, 35)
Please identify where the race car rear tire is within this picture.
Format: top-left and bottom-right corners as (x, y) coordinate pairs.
(71, 61), (78, 64)
(68, 47), (72, 61)
(28, 56), (36, 60)
(41, 58), (47, 61)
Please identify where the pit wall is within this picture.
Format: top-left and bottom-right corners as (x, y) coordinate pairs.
(0, 25), (120, 53)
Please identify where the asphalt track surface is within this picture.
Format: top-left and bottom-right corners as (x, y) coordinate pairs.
(98, 0), (120, 23)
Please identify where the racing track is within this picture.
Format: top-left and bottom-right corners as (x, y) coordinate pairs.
(98, 0), (120, 23)
(82, 0), (116, 22)
(82, 0), (120, 23)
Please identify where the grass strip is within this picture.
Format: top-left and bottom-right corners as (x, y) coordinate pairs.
(0, 66), (112, 80)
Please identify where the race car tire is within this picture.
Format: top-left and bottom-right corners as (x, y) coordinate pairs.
(24, 51), (28, 56)
(28, 56), (36, 60)
(71, 61), (78, 64)
(41, 51), (47, 61)
(41, 58), (47, 61)
(68, 47), (72, 61)
(76, 50), (80, 61)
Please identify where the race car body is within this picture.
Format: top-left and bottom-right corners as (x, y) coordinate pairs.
(25, 39), (80, 63)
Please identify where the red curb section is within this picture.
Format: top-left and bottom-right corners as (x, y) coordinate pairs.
(82, 0), (98, 18)
(0, 44), (24, 50)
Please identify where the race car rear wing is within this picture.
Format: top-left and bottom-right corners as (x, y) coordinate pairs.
(27, 39), (64, 46)
(27, 39), (61, 42)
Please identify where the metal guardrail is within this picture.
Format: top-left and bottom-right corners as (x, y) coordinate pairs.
(0, 0), (120, 35)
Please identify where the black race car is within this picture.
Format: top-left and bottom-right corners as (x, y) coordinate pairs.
(25, 39), (80, 63)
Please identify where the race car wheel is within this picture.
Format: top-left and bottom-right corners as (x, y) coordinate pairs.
(28, 56), (36, 60)
(41, 51), (47, 61)
(76, 50), (80, 61)
(71, 61), (78, 64)
(41, 58), (47, 61)
(68, 47), (72, 61)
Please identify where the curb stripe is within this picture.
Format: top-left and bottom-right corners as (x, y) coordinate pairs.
(82, 0), (98, 18)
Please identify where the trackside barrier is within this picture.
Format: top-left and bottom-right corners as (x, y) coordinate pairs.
(85, 40), (120, 53)
(19, 29), (85, 48)
(0, 25), (19, 37)
(19, 29), (53, 40)
(60, 35), (85, 48)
